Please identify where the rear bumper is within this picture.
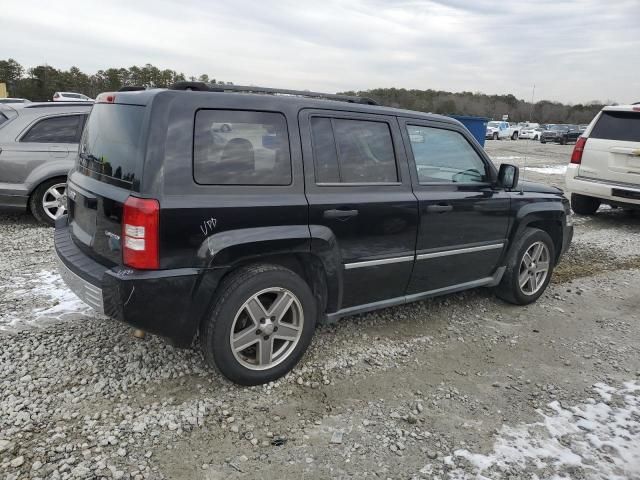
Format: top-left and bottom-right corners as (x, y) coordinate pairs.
(54, 218), (218, 345)
(565, 164), (640, 206)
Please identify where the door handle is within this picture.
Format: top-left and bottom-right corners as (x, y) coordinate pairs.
(426, 204), (453, 213)
(323, 209), (359, 219)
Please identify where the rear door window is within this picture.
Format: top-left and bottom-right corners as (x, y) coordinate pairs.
(310, 117), (398, 183)
(406, 125), (488, 183)
(21, 114), (85, 143)
(590, 111), (640, 142)
(78, 104), (145, 187)
(193, 110), (291, 185)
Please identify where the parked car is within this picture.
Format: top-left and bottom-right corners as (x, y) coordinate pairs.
(0, 102), (92, 224)
(540, 124), (580, 144)
(566, 104), (640, 214)
(520, 126), (544, 140)
(0, 98), (31, 104)
(55, 83), (573, 385)
(53, 92), (94, 102)
(486, 121), (519, 140)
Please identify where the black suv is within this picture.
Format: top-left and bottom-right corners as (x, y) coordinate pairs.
(540, 124), (581, 144)
(55, 84), (573, 385)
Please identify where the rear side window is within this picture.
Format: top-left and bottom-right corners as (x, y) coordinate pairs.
(193, 110), (291, 185)
(590, 111), (640, 142)
(78, 104), (145, 187)
(21, 115), (85, 143)
(310, 117), (398, 183)
(407, 125), (488, 183)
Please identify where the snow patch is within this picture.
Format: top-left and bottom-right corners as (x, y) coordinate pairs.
(0, 270), (92, 330)
(493, 156), (523, 161)
(425, 381), (640, 479)
(524, 165), (568, 175)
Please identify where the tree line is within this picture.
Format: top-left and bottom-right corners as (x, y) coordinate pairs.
(1, 58), (608, 123)
(340, 88), (608, 124)
(0, 58), (228, 102)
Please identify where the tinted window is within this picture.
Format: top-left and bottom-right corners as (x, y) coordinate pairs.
(407, 125), (488, 183)
(21, 115), (84, 143)
(194, 110), (291, 185)
(78, 104), (144, 187)
(310, 117), (398, 183)
(310, 117), (340, 183)
(590, 111), (640, 142)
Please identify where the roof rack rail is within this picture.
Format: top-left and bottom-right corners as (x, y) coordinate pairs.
(23, 102), (94, 108)
(169, 81), (378, 105)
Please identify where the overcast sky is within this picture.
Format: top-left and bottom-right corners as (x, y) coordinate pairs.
(4, 0), (639, 104)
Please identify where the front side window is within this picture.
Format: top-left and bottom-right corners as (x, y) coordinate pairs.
(407, 125), (488, 183)
(310, 117), (398, 183)
(21, 114), (85, 143)
(193, 110), (291, 185)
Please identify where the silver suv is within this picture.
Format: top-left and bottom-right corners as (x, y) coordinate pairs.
(0, 102), (92, 225)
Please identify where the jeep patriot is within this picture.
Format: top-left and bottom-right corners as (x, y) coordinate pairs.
(55, 83), (573, 385)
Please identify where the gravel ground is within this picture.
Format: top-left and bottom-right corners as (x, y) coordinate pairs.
(1, 140), (640, 479)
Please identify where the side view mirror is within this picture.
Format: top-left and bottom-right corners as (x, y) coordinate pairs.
(498, 163), (519, 190)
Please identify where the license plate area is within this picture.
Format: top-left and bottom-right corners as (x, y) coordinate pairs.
(68, 188), (98, 247)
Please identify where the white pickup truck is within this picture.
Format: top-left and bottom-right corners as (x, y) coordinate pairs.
(485, 121), (520, 140)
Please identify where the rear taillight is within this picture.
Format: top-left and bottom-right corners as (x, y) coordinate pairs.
(570, 137), (587, 164)
(122, 197), (159, 269)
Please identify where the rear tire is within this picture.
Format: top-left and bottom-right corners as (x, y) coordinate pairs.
(495, 228), (555, 305)
(200, 264), (317, 385)
(511, 132), (518, 140)
(571, 193), (600, 215)
(29, 178), (67, 226)
(560, 137), (567, 145)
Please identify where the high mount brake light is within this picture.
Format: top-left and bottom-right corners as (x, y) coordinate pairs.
(95, 92), (116, 103)
(122, 197), (159, 269)
(570, 137), (587, 165)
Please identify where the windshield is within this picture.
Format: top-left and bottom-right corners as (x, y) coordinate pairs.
(78, 104), (145, 189)
(550, 125), (568, 131)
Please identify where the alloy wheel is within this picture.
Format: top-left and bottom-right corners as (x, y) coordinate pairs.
(42, 183), (67, 220)
(229, 287), (304, 370)
(518, 241), (550, 295)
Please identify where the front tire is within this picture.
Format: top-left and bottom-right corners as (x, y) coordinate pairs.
(540, 138), (546, 144)
(29, 178), (67, 226)
(571, 193), (600, 215)
(493, 132), (499, 140)
(200, 264), (317, 385)
(495, 228), (555, 305)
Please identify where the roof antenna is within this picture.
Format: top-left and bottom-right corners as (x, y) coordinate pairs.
(521, 84), (536, 195)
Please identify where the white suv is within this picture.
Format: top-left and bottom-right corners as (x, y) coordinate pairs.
(53, 92), (93, 102)
(565, 105), (640, 214)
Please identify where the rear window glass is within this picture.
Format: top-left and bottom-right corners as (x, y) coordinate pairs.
(590, 111), (640, 142)
(78, 104), (145, 187)
(193, 110), (291, 185)
(21, 115), (85, 143)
